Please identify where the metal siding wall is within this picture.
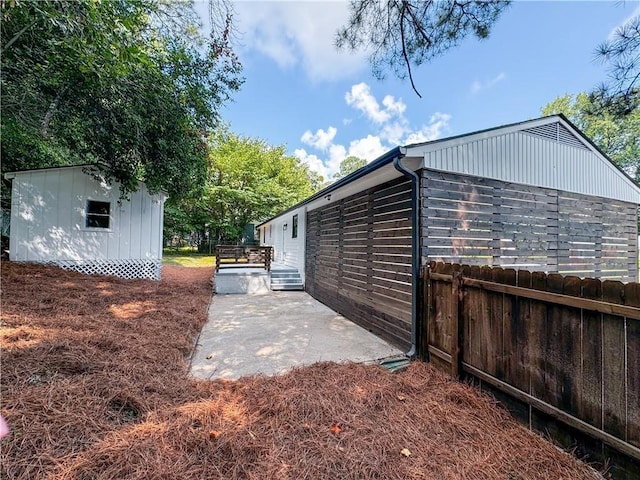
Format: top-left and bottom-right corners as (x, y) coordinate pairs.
(8, 167), (162, 263)
(260, 206), (307, 274)
(422, 130), (638, 203)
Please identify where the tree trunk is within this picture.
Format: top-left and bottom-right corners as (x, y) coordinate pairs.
(41, 86), (68, 137)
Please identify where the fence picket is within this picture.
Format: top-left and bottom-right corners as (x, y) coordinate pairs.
(421, 262), (640, 475)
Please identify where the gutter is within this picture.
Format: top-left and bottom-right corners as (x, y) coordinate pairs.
(393, 153), (419, 359)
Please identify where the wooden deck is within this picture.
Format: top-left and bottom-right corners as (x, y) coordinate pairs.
(215, 245), (273, 272)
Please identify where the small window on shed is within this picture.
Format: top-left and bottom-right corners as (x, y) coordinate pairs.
(292, 214), (298, 238)
(86, 200), (110, 229)
(263, 226), (266, 243)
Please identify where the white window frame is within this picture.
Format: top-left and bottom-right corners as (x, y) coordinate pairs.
(85, 199), (112, 230)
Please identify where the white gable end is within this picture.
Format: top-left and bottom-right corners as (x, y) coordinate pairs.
(404, 117), (640, 204)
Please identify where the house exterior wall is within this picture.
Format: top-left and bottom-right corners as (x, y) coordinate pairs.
(7, 166), (166, 279)
(421, 168), (638, 282)
(414, 121), (640, 205)
(259, 205), (306, 278)
(305, 177), (413, 350)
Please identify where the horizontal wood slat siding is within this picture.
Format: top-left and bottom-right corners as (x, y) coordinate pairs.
(424, 262), (640, 477)
(421, 169), (638, 282)
(306, 177), (412, 350)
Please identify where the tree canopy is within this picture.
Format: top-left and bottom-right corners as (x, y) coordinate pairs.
(542, 92), (640, 181)
(1, 0), (242, 200)
(165, 129), (322, 248)
(334, 156), (367, 179)
(336, 0), (510, 96)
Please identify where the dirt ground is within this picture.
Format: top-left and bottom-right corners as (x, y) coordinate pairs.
(1, 262), (601, 479)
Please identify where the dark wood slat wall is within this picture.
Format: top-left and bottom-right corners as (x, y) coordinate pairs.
(425, 262), (640, 478)
(421, 169), (638, 282)
(305, 177), (413, 350)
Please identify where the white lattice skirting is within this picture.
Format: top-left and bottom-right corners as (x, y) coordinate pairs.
(46, 259), (162, 280)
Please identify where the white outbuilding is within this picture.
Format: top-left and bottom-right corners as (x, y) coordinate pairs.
(4, 165), (167, 280)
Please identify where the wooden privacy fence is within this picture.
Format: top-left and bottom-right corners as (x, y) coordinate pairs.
(215, 245), (272, 272)
(423, 262), (639, 475)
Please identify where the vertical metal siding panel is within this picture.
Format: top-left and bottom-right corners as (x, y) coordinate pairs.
(497, 136), (505, 181)
(70, 169), (82, 259)
(529, 135), (538, 186)
(106, 185), (114, 260)
(483, 138), (489, 178)
(79, 169), (89, 259)
(299, 209), (306, 281)
(470, 141), (477, 173)
(118, 188), (131, 259)
(35, 171), (51, 262)
(151, 196), (161, 259)
(461, 143), (468, 173)
(510, 133), (517, 182)
(139, 190), (152, 258)
(10, 178), (23, 260)
(57, 169), (73, 261)
(24, 174), (33, 261)
(113, 184), (122, 260)
(128, 191), (142, 259)
(551, 141), (559, 189)
(158, 199), (166, 258)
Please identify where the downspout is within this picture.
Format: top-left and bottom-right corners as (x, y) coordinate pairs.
(393, 155), (419, 359)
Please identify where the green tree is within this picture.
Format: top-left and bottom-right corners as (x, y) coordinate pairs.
(336, 0), (510, 96)
(542, 92), (640, 181)
(1, 0), (242, 200)
(165, 129), (321, 249)
(334, 156), (367, 179)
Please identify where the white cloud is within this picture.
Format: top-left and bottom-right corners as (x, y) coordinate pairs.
(404, 113), (452, 144)
(348, 135), (387, 161)
(301, 127), (337, 151)
(294, 148), (329, 180)
(297, 82), (451, 178)
(233, 2), (367, 81)
(470, 72), (506, 94)
(382, 95), (407, 116)
(327, 144), (348, 174)
(345, 82), (407, 124)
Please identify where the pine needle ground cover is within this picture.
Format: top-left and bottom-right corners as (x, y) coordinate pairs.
(1, 262), (600, 479)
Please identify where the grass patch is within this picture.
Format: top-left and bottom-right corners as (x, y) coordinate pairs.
(163, 248), (216, 267)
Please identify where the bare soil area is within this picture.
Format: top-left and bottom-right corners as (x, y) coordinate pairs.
(1, 262), (600, 479)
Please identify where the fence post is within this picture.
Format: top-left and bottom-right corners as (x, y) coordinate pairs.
(422, 265), (431, 361)
(451, 269), (462, 378)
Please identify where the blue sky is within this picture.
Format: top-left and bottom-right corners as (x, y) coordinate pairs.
(196, 1), (640, 180)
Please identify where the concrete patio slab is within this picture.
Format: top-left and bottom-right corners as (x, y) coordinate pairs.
(189, 291), (404, 380)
